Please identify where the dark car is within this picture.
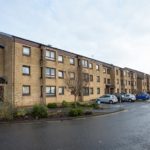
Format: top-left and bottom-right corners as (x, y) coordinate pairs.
(136, 92), (150, 100)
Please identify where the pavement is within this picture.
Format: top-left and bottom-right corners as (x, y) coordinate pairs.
(1, 102), (150, 150)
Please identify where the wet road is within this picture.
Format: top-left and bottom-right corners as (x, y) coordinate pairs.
(1, 102), (150, 150)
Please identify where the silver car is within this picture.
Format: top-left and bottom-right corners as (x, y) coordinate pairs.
(122, 94), (136, 102)
(96, 94), (118, 104)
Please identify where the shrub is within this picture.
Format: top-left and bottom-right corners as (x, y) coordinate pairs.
(32, 104), (48, 118)
(69, 108), (83, 117)
(47, 103), (57, 109)
(13, 108), (28, 118)
(71, 102), (80, 108)
(92, 103), (99, 109)
(62, 100), (69, 108)
(0, 102), (14, 120)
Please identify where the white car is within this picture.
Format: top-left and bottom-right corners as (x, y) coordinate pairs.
(122, 94), (136, 102)
(96, 94), (118, 104)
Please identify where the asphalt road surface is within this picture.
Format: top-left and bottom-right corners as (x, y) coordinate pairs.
(1, 102), (150, 150)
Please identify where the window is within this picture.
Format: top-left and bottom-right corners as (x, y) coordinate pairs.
(58, 70), (64, 78)
(97, 88), (100, 94)
(97, 76), (100, 82)
(104, 78), (106, 84)
(23, 46), (30, 56)
(107, 79), (110, 84)
(89, 88), (93, 94)
(83, 73), (89, 81)
(45, 50), (56, 60)
(58, 55), (63, 63)
(82, 59), (88, 68)
(107, 68), (110, 74)
(124, 71), (126, 76)
(117, 79), (119, 84)
(58, 87), (64, 95)
(22, 85), (30, 96)
(83, 87), (89, 96)
(90, 75), (93, 81)
(46, 86), (56, 96)
(70, 72), (75, 79)
(128, 81), (131, 85)
(116, 70), (119, 75)
(45, 68), (56, 78)
(22, 66), (30, 75)
(70, 58), (75, 65)
(103, 68), (106, 73)
(89, 63), (93, 69)
(96, 65), (99, 70)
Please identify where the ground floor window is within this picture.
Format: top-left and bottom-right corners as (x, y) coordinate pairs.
(58, 87), (64, 95)
(46, 86), (56, 96)
(83, 87), (89, 96)
(22, 85), (30, 96)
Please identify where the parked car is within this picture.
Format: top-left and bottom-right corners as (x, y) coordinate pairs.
(114, 93), (126, 102)
(96, 94), (118, 104)
(122, 93), (136, 102)
(136, 92), (150, 100)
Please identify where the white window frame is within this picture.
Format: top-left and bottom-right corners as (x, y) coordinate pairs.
(46, 86), (56, 96)
(45, 50), (55, 60)
(23, 47), (30, 56)
(22, 66), (30, 75)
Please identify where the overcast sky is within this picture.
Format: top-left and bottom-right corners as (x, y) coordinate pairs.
(0, 0), (150, 74)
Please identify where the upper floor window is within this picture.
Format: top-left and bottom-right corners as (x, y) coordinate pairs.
(90, 75), (93, 81)
(103, 68), (106, 73)
(23, 46), (30, 56)
(89, 88), (93, 94)
(45, 50), (56, 60)
(22, 65), (30, 75)
(97, 76), (100, 82)
(46, 86), (56, 96)
(70, 58), (75, 65)
(83, 73), (89, 81)
(107, 79), (111, 84)
(58, 55), (63, 63)
(58, 70), (64, 78)
(89, 63), (93, 69)
(116, 70), (119, 75)
(107, 69), (111, 74)
(69, 72), (75, 79)
(96, 65), (99, 70)
(97, 88), (100, 94)
(22, 85), (30, 96)
(82, 59), (88, 68)
(117, 79), (119, 84)
(45, 68), (56, 78)
(104, 78), (106, 84)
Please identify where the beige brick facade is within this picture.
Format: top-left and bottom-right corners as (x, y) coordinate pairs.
(0, 32), (150, 107)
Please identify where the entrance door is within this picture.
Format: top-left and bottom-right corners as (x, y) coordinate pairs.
(0, 86), (4, 101)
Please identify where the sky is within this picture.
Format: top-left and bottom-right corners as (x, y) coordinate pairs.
(0, 0), (150, 74)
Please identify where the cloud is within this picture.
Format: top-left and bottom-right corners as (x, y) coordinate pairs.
(0, 0), (150, 73)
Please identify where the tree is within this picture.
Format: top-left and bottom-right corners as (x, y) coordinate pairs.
(64, 64), (90, 107)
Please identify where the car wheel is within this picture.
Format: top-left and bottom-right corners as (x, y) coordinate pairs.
(128, 99), (132, 102)
(109, 100), (113, 104)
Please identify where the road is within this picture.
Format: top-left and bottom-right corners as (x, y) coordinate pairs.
(1, 102), (150, 150)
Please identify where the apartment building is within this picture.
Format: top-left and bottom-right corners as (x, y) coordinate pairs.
(0, 32), (150, 107)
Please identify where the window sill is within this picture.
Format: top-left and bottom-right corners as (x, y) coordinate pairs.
(22, 74), (30, 76)
(22, 94), (30, 96)
(46, 95), (56, 97)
